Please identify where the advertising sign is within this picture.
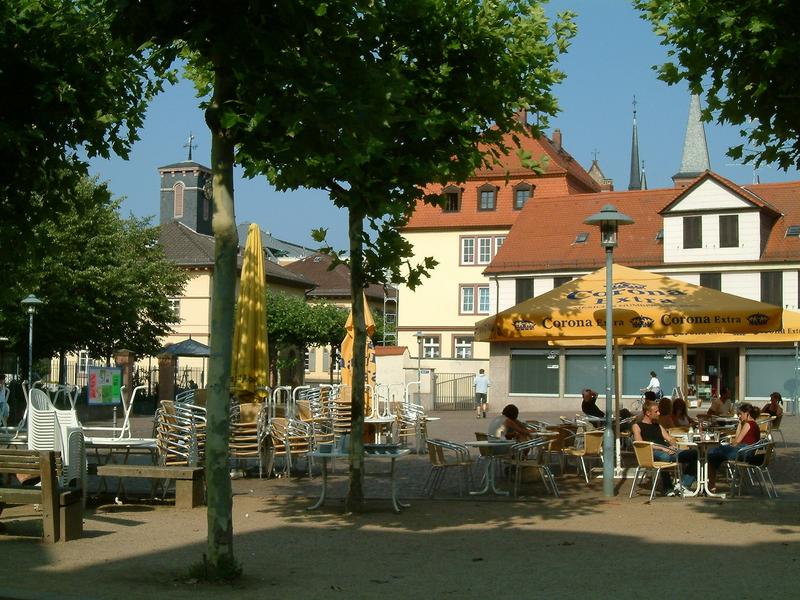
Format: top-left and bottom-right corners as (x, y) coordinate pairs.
(87, 366), (122, 405)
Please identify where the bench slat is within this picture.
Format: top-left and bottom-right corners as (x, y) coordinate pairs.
(0, 488), (43, 504)
(96, 465), (203, 480)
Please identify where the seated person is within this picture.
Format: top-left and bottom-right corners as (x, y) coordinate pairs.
(581, 388), (605, 420)
(762, 392), (783, 420)
(657, 397), (674, 429)
(707, 403), (762, 491)
(487, 404), (532, 442)
(670, 397), (697, 428)
(619, 408), (634, 433)
(707, 387), (734, 417)
(632, 400), (698, 495)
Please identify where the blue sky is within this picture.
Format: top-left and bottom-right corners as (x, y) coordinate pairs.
(89, 1), (800, 251)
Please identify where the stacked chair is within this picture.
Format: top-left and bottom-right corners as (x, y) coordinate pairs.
(154, 399), (207, 467)
(229, 402), (263, 473)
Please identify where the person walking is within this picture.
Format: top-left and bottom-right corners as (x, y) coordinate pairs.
(474, 369), (490, 419)
(0, 374), (9, 427)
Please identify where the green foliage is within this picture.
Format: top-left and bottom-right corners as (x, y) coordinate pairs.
(0, 177), (187, 363)
(636, 0), (800, 170)
(0, 0), (174, 234)
(266, 291), (347, 352)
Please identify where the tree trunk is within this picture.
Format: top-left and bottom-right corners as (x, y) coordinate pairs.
(203, 59), (238, 577)
(346, 208), (366, 512)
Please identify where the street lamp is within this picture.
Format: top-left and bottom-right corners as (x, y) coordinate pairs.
(413, 331), (423, 382)
(584, 204), (634, 497)
(21, 294), (43, 386)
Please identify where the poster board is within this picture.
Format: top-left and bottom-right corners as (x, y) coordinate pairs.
(87, 366), (122, 405)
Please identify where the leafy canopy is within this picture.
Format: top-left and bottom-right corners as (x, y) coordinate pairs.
(636, 0), (800, 170)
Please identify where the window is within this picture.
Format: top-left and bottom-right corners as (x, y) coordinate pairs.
(574, 232), (589, 244)
(203, 197), (210, 221)
(78, 350), (90, 375)
(719, 215), (739, 248)
(477, 184), (496, 210)
(460, 285), (490, 314)
(173, 182), (185, 218)
(761, 271), (783, 305)
(786, 225), (800, 237)
(655, 229), (664, 241)
(683, 215), (702, 249)
(460, 235), (506, 265)
(461, 237), (475, 264)
(169, 299), (180, 320)
(510, 350), (559, 394)
(478, 237), (492, 263)
(422, 336), (440, 358)
(442, 185), (461, 212)
(513, 184), (532, 210)
(454, 336), (474, 359)
(460, 286), (474, 313)
(553, 276), (572, 288)
(516, 278), (534, 303)
(699, 272), (721, 290)
(304, 348), (311, 372)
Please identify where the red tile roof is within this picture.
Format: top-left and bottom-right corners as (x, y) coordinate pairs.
(283, 253), (386, 301)
(374, 346), (407, 357)
(403, 127), (600, 231)
(485, 172), (800, 275)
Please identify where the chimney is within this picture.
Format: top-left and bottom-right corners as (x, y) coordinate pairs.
(515, 108), (527, 127)
(552, 129), (562, 150)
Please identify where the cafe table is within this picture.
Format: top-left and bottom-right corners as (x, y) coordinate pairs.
(307, 447), (411, 513)
(465, 439), (515, 496)
(676, 435), (727, 499)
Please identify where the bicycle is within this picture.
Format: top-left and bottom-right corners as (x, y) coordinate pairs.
(631, 391), (646, 413)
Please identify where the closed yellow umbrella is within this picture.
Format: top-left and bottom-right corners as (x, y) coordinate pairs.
(340, 292), (376, 413)
(231, 223), (269, 402)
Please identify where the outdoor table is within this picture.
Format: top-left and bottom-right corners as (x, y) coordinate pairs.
(364, 415), (396, 443)
(465, 439), (515, 496)
(307, 448), (411, 513)
(676, 436), (726, 499)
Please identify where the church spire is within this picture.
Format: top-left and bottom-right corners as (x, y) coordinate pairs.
(672, 94), (711, 187)
(628, 96), (642, 190)
(640, 160), (648, 191)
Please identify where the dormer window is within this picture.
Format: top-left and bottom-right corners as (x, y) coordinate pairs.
(477, 183), (497, 211)
(574, 232), (589, 244)
(655, 229), (664, 241)
(719, 214), (739, 247)
(786, 225), (800, 237)
(513, 183), (532, 210)
(441, 185), (461, 212)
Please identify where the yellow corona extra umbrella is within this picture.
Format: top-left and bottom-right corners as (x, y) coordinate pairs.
(340, 292), (377, 413)
(476, 265), (782, 342)
(231, 223), (269, 401)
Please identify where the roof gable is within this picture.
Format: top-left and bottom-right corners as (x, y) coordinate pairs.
(661, 171), (780, 216)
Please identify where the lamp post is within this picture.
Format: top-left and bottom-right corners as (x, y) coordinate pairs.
(413, 331), (423, 381)
(584, 204), (634, 497)
(21, 295), (43, 386)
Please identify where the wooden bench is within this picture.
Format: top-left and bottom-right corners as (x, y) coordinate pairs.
(95, 464), (205, 509)
(0, 449), (82, 543)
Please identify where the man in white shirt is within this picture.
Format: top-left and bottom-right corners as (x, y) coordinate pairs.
(474, 369), (490, 419)
(643, 371), (662, 399)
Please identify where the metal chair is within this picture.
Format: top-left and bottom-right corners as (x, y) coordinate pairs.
(629, 441), (683, 502)
(507, 437), (559, 498)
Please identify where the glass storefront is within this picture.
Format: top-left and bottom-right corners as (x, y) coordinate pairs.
(510, 349), (559, 394)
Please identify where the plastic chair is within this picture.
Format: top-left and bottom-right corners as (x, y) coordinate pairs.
(629, 441), (683, 502)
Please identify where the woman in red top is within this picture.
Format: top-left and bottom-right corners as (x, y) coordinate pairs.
(707, 403), (761, 491)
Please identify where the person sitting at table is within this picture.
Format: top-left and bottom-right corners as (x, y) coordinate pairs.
(707, 387), (734, 417)
(488, 404), (532, 442)
(632, 400), (698, 495)
(657, 397), (673, 428)
(669, 397), (697, 428)
(761, 392), (783, 420)
(581, 388), (605, 420)
(706, 402), (762, 491)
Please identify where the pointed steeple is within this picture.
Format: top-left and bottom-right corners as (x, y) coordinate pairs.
(628, 96), (642, 190)
(640, 160), (648, 191)
(672, 94), (711, 187)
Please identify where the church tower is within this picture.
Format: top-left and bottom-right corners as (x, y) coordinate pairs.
(158, 133), (213, 235)
(628, 97), (643, 190)
(672, 94), (711, 188)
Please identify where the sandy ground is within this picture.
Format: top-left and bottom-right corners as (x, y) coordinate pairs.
(2, 410), (799, 599)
